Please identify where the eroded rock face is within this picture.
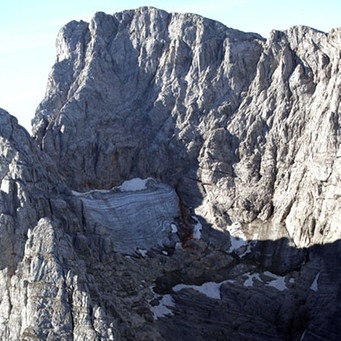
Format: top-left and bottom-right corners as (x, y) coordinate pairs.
(33, 7), (340, 249)
(0, 6), (340, 340)
(33, 8), (263, 205)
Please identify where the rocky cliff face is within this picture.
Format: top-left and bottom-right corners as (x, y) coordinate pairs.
(0, 7), (340, 340)
(33, 7), (340, 248)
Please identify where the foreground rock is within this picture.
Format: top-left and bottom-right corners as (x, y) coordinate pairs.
(0, 6), (340, 340)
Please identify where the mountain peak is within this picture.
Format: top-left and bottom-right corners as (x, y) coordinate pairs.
(1, 7), (340, 340)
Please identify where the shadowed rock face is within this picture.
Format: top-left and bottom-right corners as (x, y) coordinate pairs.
(0, 7), (340, 340)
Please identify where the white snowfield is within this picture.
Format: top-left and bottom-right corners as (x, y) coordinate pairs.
(73, 178), (180, 254)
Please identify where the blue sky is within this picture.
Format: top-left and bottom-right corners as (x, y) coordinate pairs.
(0, 0), (340, 131)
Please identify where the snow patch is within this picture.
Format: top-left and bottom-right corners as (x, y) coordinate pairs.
(310, 272), (320, 292)
(136, 249), (148, 257)
(243, 272), (261, 287)
(1, 179), (11, 194)
(72, 188), (111, 196)
(173, 282), (221, 299)
(117, 177), (152, 192)
(171, 223), (178, 233)
(192, 216), (202, 239)
(71, 178), (153, 196)
(229, 236), (249, 253)
(244, 271), (288, 291)
(175, 242), (182, 249)
(150, 294), (175, 319)
(264, 271), (287, 291)
(173, 279), (234, 300)
(227, 222), (252, 257)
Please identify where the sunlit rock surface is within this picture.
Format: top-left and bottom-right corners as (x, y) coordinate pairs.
(0, 6), (340, 340)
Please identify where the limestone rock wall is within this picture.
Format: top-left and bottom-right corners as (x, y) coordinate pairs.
(0, 6), (340, 340)
(33, 7), (340, 248)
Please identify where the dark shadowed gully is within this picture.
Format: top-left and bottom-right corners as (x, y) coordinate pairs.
(0, 6), (340, 340)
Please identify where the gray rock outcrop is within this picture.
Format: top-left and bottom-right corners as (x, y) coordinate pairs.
(0, 6), (340, 340)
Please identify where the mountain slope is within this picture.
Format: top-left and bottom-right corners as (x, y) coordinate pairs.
(0, 7), (340, 340)
(33, 7), (340, 248)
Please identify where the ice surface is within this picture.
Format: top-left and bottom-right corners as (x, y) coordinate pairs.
(75, 179), (180, 254)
